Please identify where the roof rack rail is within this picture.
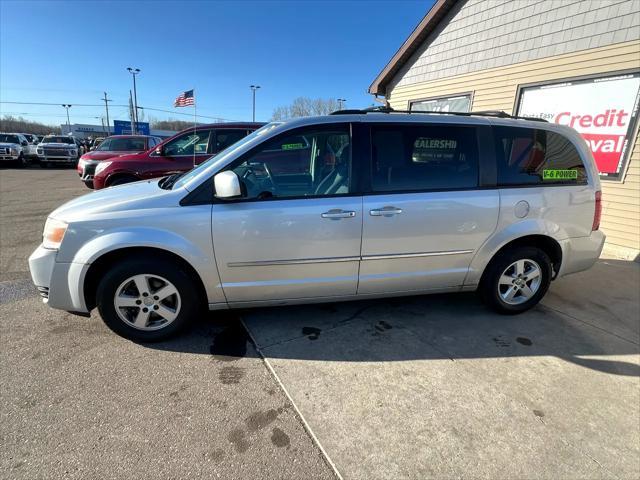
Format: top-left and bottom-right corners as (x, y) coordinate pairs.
(330, 107), (547, 122)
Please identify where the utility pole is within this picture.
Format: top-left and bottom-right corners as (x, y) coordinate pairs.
(96, 117), (107, 136)
(337, 98), (346, 110)
(101, 92), (111, 136)
(61, 104), (72, 127)
(250, 85), (260, 122)
(129, 90), (135, 135)
(127, 67), (140, 132)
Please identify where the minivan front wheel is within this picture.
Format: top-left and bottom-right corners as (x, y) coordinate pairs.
(480, 247), (551, 314)
(96, 258), (200, 341)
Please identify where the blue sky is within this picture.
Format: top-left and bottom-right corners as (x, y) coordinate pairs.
(0, 0), (431, 127)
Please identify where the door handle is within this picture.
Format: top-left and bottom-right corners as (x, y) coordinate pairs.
(321, 209), (356, 219)
(370, 206), (403, 217)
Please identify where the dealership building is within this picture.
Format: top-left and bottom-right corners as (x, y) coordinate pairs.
(370, 0), (640, 259)
(60, 122), (177, 140)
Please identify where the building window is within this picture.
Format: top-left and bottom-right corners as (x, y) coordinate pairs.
(409, 93), (472, 113)
(516, 71), (640, 181)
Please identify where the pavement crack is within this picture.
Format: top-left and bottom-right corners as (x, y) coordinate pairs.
(540, 304), (639, 346)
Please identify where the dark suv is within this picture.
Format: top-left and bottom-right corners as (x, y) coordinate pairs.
(91, 123), (263, 189)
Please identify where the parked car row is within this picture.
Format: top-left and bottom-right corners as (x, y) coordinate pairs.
(76, 123), (262, 189)
(0, 132), (93, 168)
(29, 109), (605, 342)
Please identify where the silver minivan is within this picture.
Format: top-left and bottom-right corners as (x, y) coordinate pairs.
(29, 110), (605, 341)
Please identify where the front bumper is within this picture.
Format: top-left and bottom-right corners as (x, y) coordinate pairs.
(0, 154), (19, 161)
(78, 160), (98, 185)
(28, 245), (90, 313)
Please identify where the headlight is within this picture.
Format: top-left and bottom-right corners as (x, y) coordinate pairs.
(10, 147), (18, 155)
(42, 218), (68, 250)
(95, 161), (112, 175)
(78, 159), (86, 168)
(69, 149), (78, 156)
(37, 148), (43, 154)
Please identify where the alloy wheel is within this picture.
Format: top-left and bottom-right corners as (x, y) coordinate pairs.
(113, 274), (181, 331)
(497, 258), (542, 305)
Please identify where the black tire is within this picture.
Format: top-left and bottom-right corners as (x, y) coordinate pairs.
(96, 257), (202, 342)
(479, 246), (552, 314)
(108, 175), (139, 187)
(15, 154), (28, 168)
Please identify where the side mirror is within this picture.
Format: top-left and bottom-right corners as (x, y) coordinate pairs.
(214, 171), (242, 199)
(21, 141), (28, 146)
(155, 146), (163, 156)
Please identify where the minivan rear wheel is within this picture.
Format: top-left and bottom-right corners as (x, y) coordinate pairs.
(480, 247), (551, 314)
(96, 257), (200, 341)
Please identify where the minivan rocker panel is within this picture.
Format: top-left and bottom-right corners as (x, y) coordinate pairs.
(29, 113), (605, 341)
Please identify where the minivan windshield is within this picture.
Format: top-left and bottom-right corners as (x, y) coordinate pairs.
(96, 137), (147, 152)
(171, 122), (283, 190)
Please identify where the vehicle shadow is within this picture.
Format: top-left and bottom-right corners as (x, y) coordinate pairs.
(145, 259), (640, 377)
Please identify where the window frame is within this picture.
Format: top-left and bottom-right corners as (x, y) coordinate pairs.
(408, 92), (474, 113)
(211, 129), (251, 155)
(154, 129), (213, 157)
(362, 122), (492, 196)
(493, 125), (589, 189)
(183, 123), (361, 205)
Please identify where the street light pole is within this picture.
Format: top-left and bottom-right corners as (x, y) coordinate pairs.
(61, 104), (72, 127)
(250, 85), (260, 122)
(127, 67), (141, 133)
(337, 98), (346, 110)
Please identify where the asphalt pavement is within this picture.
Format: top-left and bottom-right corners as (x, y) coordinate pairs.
(1, 166), (638, 480)
(0, 167), (335, 480)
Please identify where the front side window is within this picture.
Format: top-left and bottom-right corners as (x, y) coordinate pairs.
(371, 125), (479, 192)
(227, 126), (351, 199)
(494, 127), (587, 186)
(163, 130), (210, 156)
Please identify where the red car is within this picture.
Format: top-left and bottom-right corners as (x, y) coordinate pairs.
(78, 135), (162, 188)
(90, 123), (263, 189)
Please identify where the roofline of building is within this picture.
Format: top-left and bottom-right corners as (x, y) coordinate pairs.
(368, 0), (459, 97)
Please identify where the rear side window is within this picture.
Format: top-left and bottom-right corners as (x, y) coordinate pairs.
(371, 125), (479, 192)
(494, 126), (587, 186)
(214, 129), (247, 153)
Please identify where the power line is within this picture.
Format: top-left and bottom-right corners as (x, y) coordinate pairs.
(1, 101), (241, 122)
(1, 101), (129, 108)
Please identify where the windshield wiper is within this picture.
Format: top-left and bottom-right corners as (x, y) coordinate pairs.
(159, 173), (184, 190)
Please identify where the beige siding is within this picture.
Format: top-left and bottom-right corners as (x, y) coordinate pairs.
(387, 40), (640, 253)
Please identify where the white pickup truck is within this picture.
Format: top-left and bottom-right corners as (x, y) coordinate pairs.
(37, 135), (79, 167)
(21, 133), (40, 160)
(0, 133), (30, 167)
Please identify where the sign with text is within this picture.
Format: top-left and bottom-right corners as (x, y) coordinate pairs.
(516, 72), (640, 181)
(113, 120), (150, 136)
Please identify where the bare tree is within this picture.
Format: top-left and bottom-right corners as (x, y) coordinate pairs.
(149, 117), (198, 131)
(271, 97), (341, 120)
(0, 115), (60, 135)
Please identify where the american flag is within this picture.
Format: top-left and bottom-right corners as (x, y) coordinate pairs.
(174, 89), (195, 107)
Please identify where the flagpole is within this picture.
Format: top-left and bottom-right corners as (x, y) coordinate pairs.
(193, 88), (196, 168)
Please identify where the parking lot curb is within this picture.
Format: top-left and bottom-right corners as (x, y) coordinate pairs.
(240, 316), (344, 480)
